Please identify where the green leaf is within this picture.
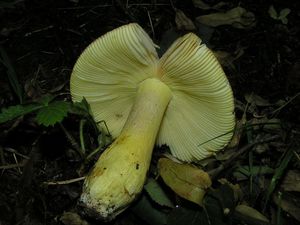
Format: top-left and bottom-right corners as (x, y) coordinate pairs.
(268, 5), (278, 19)
(37, 94), (56, 106)
(69, 98), (91, 116)
(278, 8), (290, 24)
(280, 17), (288, 25)
(279, 8), (291, 18)
(0, 104), (42, 123)
(36, 101), (70, 126)
(145, 178), (174, 208)
(131, 195), (168, 225)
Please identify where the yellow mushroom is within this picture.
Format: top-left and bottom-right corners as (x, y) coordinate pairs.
(70, 23), (235, 220)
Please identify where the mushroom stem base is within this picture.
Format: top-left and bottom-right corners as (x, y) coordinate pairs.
(79, 78), (172, 220)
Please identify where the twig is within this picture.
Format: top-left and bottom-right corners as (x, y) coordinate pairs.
(4, 147), (30, 159)
(0, 162), (26, 170)
(44, 176), (85, 185)
(271, 92), (300, 117)
(12, 152), (22, 174)
(59, 123), (83, 158)
(208, 135), (281, 179)
(147, 10), (155, 39)
(115, 0), (136, 21)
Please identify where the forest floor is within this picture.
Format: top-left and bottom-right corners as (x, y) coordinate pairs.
(0, 1), (299, 225)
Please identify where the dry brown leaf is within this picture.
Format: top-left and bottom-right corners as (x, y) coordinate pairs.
(213, 47), (245, 69)
(192, 0), (211, 9)
(196, 7), (255, 29)
(273, 193), (300, 222)
(60, 212), (89, 225)
(158, 158), (211, 206)
(215, 148), (236, 161)
(192, 0), (228, 10)
(245, 93), (271, 107)
(214, 51), (235, 69)
(254, 143), (270, 154)
(281, 170), (300, 192)
(227, 113), (246, 148)
(175, 9), (196, 31)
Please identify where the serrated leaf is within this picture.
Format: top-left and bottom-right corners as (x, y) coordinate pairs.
(0, 104), (42, 123)
(36, 101), (70, 126)
(38, 94), (56, 106)
(69, 98), (91, 116)
(145, 178), (174, 208)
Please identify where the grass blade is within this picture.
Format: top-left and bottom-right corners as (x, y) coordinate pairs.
(0, 45), (23, 103)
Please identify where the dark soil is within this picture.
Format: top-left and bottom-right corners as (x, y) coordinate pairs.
(0, 0), (299, 225)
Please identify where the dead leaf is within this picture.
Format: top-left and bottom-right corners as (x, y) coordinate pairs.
(192, 0), (211, 9)
(235, 204), (269, 223)
(250, 117), (282, 131)
(281, 170), (300, 192)
(213, 47), (245, 70)
(215, 148), (236, 161)
(192, 0), (228, 10)
(254, 143), (270, 154)
(196, 7), (255, 29)
(60, 212), (89, 225)
(214, 51), (235, 69)
(218, 179), (243, 202)
(175, 9), (196, 31)
(273, 193), (300, 222)
(227, 113), (246, 148)
(158, 158), (211, 206)
(245, 93), (271, 107)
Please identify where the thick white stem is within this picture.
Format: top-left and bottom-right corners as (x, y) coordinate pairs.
(79, 78), (172, 220)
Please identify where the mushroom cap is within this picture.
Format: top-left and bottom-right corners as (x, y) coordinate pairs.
(70, 23), (235, 162)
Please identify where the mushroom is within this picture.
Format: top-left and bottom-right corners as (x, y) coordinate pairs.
(70, 23), (235, 220)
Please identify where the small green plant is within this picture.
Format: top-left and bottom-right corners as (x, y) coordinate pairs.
(0, 95), (70, 126)
(268, 5), (291, 24)
(0, 95), (111, 161)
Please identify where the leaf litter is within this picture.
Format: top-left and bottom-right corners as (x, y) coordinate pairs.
(0, 1), (300, 225)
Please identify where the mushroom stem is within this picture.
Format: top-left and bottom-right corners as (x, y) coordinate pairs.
(79, 78), (172, 220)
